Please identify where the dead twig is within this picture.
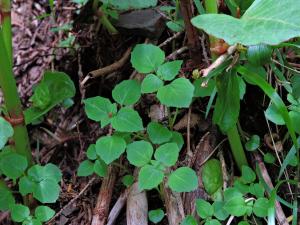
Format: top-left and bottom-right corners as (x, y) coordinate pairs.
(107, 189), (130, 225)
(158, 31), (183, 48)
(201, 45), (237, 86)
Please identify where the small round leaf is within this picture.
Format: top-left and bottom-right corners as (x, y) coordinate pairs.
(148, 209), (164, 223)
(35, 206), (55, 222)
(112, 80), (141, 105)
(131, 44), (165, 73)
(126, 141), (153, 167)
(96, 135), (126, 164)
(141, 74), (163, 93)
(11, 204), (30, 222)
(168, 167), (198, 192)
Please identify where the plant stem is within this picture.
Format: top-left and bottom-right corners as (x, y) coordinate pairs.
(227, 125), (248, 169)
(204, 0), (218, 60)
(204, 0), (248, 170)
(96, 7), (118, 35)
(0, 1), (33, 164)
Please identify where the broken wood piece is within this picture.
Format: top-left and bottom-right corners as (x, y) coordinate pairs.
(107, 189), (129, 225)
(91, 166), (118, 225)
(89, 47), (132, 78)
(126, 182), (148, 225)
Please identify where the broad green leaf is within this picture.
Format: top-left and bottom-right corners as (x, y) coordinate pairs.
(213, 201), (229, 221)
(242, 63), (267, 85)
(195, 199), (213, 219)
(191, 0), (300, 45)
(122, 174), (135, 187)
(181, 215), (197, 225)
(157, 60), (183, 81)
(11, 204), (30, 222)
(201, 159), (223, 195)
(170, 131), (184, 150)
(154, 143), (179, 167)
(168, 167), (198, 192)
(25, 71), (75, 124)
(265, 103), (285, 125)
(253, 198), (269, 217)
(205, 219), (221, 225)
(28, 165), (44, 182)
(35, 206), (55, 222)
(96, 135), (126, 164)
(131, 44), (165, 73)
(289, 111), (300, 134)
(126, 140), (153, 167)
(264, 153), (276, 164)
(157, 78), (194, 108)
(78, 160), (94, 176)
(84, 97), (115, 125)
(112, 80), (141, 105)
(33, 179), (60, 203)
(141, 74), (163, 93)
(224, 195), (246, 216)
(213, 70), (240, 133)
(0, 182), (15, 210)
(0, 151), (27, 179)
(147, 122), (172, 144)
(193, 78), (216, 97)
(101, 0), (157, 10)
(19, 176), (35, 196)
(111, 108), (143, 132)
(0, 117), (13, 149)
(245, 135), (260, 151)
(148, 209), (165, 223)
(86, 144), (97, 160)
(30, 82), (51, 109)
(138, 165), (164, 190)
(94, 159), (108, 177)
(241, 165), (256, 184)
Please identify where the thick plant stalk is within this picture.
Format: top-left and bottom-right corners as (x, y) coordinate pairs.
(204, 0), (248, 170)
(0, 0), (32, 164)
(227, 125), (248, 169)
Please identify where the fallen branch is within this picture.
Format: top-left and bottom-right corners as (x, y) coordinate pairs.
(91, 166), (118, 225)
(253, 153), (289, 225)
(89, 47), (132, 78)
(201, 44), (237, 86)
(107, 189), (130, 225)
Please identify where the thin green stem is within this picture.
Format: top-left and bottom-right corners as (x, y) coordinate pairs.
(0, 1), (32, 164)
(96, 7), (118, 35)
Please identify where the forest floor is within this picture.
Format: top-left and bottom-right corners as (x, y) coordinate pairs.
(1, 0), (298, 225)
